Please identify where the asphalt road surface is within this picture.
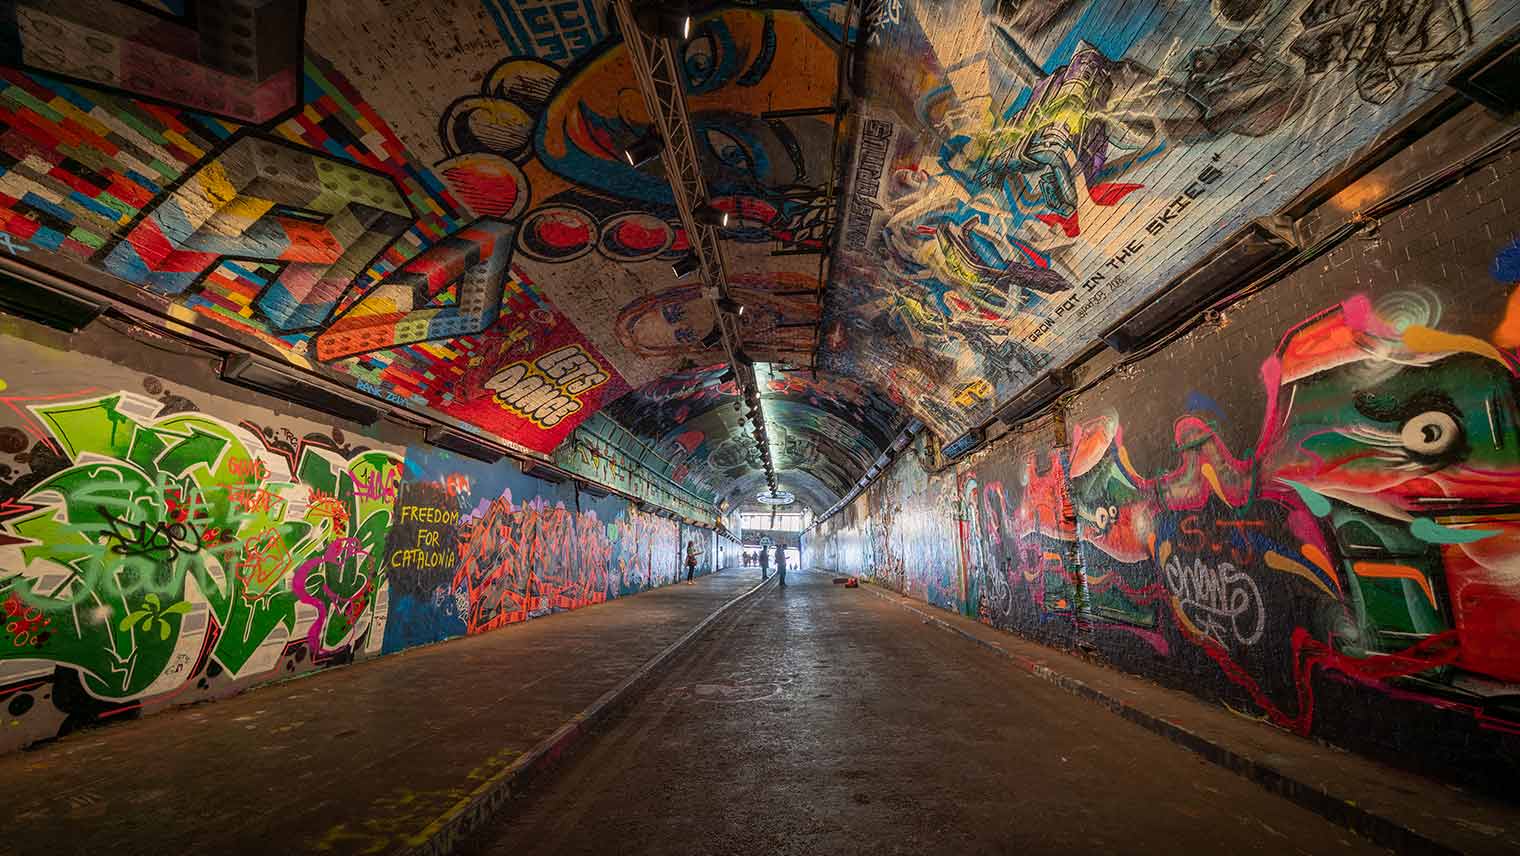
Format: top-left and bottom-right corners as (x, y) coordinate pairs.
(459, 571), (1382, 855)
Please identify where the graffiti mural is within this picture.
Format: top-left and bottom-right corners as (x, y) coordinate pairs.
(0, 0), (856, 477)
(0, 328), (720, 754)
(958, 432), (1093, 645)
(680, 522), (717, 580)
(812, 433), (961, 608)
(381, 445), (685, 651)
(0, 54), (626, 454)
(321, 0), (851, 468)
(821, 0), (1520, 439)
(0, 347), (403, 750)
(554, 414), (718, 521)
(606, 363), (905, 506)
(809, 274), (1520, 789)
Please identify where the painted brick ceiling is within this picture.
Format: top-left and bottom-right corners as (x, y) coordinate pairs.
(0, 0), (1513, 510)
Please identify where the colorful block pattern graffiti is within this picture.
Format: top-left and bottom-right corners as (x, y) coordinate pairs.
(0, 54), (626, 455)
(0, 0), (895, 500)
(0, 0), (305, 123)
(821, 0), (1520, 439)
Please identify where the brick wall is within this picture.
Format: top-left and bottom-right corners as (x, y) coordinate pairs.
(808, 103), (1520, 795)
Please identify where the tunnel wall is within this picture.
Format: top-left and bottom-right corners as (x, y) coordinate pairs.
(0, 320), (714, 756)
(805, 106), (1520, 793)
(715, 535), (744, 573)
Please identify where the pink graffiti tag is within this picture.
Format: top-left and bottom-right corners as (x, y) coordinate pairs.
(347, 466), (401, 502)
(291, 538), (372, 657)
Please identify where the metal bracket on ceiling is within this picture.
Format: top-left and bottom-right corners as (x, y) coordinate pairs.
(611, 0), (778, 493)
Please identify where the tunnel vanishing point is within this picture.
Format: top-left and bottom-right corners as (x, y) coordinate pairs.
(0, 1), (1519, 853)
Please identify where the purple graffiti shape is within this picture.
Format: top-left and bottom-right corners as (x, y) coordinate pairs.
(292, 538), (371, 657)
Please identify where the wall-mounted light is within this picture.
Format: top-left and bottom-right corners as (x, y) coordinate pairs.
(621, 130), (663, 168)
(716, 296), (744, 317)
(221, 354), (380, 426)
(426, 424), (508, 463)
(1100, 218), (1296, 354)
(0, 271), (106, 332)
(993, 369), (1071, 426)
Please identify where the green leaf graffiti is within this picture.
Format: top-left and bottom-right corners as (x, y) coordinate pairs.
(0, 395), (400, 701)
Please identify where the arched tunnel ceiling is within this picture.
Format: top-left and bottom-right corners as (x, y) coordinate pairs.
(607, 365), (902, 509)
(822, 0), (1516, 439)
(0, 1), (1513, 511)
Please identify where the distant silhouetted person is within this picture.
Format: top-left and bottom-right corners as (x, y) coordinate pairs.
(775, 547), (786, 587)
(758, 546), (769, 580)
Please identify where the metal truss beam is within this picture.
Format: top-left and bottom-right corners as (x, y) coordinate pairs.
(612, 0), (778, 494)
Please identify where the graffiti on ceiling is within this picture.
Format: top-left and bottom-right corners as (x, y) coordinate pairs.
(606, 362), (903, 506)
(820, 0), (1520, 439)
(0, 0), (853, 485)
(0, 0), (1516, 509)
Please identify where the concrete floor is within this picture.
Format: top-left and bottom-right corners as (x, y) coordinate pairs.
(460, 572), (1384, 855)
(0, 570), (762, 856)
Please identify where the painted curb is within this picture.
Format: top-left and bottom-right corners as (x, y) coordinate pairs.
(854, 581), (1459, 856)
(400, 573), (776, 856)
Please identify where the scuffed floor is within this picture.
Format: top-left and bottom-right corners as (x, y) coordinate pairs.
(464, 572), (1383, 855)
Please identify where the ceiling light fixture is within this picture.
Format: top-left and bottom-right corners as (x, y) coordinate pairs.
(633, 2), (692, 40)
(716, 296), (744, 317)
(621, 130), (663, 168)
(693, 202), (730, 229)
(671, 254), (700, 278)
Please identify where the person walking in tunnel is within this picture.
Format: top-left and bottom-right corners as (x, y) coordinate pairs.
(685, 540), (700, 584)
(758, 545), (769, 580)
(775, 546), (787, 588)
